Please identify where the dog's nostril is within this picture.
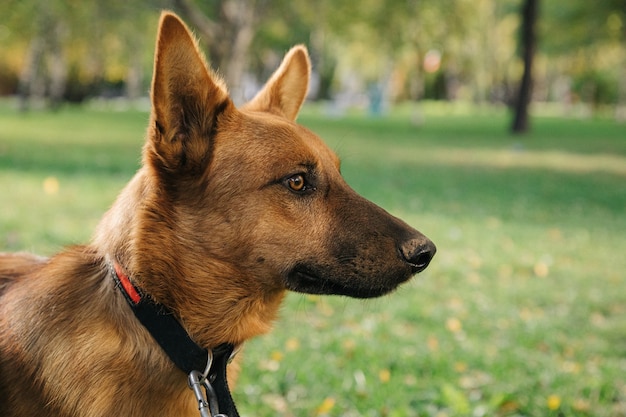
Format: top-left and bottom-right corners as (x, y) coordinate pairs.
(401, 239), (436, 273)
(412, 250), (433, 269)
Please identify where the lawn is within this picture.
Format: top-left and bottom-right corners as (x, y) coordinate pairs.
(1, 100), (625, 416)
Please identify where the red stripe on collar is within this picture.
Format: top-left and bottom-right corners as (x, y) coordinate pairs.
(113, 263), (141, 304)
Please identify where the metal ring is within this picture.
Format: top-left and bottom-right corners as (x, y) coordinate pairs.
(228, 344), (241, 364)
(202, 349), (214, 380)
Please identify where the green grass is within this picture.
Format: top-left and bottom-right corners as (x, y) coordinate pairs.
(1, 100), (625, 416)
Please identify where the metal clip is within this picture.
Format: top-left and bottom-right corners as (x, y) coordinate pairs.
(228, 344), (241, 364)
(188, 350), (228, 417)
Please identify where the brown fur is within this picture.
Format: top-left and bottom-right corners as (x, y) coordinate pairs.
(0, 12), (435, 417)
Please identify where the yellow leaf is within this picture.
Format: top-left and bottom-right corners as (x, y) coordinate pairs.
(285, 338), (300, 351)
(378, 368), (391, 383)
(343, 339), (356, 352)
(548, 228), (562, 241)
(454, 362), (468, 372)
(573, 398), (590, 412)
(446, 317), (462, 333)
(534, 262), (549, 277)
(43, 176), (60, 195)
(547, 395), (561, 410)
(562, 361), (581, 374)
(427, 335), (439, 352)
(316, 397), (335, 415)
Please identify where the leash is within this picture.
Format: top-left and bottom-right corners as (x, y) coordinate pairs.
(111, 262), (240, 417)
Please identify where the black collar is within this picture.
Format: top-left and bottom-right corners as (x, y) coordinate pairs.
(111, 262), (240, 417)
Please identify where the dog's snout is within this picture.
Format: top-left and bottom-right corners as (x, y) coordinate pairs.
(400, 238), (436, 273)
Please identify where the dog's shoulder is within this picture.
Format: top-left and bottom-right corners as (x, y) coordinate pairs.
(0, 252), (47, 296)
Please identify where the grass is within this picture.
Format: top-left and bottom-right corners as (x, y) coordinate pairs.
(1, 99), (625, 416)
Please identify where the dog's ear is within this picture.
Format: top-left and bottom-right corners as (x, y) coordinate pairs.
(148, 12), (232, 174)
(243, 45), (310, 121)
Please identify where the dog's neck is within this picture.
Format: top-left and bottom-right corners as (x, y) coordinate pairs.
(93, 171), (286, 348)
(111, 260), (240, 416)
(110, 261), (211, 373)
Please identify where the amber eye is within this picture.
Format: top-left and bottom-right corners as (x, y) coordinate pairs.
(287, 174), (305, 192)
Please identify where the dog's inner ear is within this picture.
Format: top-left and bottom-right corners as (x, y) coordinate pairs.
(149, 12), (231, 173)
(243, 46), (311, 121)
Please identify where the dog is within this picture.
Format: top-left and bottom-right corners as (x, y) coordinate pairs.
(0, 12), (435, 417)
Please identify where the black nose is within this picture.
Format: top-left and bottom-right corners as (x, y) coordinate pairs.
(400, 238), (436, 273)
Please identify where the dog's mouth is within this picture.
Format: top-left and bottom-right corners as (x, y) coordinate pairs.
(285, 264), (406, 299)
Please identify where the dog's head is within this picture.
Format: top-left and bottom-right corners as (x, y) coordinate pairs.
(98, 12), (435, 344)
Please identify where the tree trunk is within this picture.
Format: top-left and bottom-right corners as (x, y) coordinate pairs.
(221, 0), (257, 103)
(173, 0), (262, 104)
(17, 37), (45, 111)
(511, 0), (539, 133)
(17, 3), (68, 111)
(616, 25), (626, 122)
(48, 21), (69, 110)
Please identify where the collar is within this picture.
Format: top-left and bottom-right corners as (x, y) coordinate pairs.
(111, 262), (240, 417)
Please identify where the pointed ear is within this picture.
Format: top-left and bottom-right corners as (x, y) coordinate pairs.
(242, 45), (311, 121)
(148, 12), (232, 174)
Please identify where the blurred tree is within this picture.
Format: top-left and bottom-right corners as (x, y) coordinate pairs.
(541, 0), (626, 118)
(172, 0), (268, 103)
(511, 0), (539, 133)
(1, 0), (624, 116)
(251, 0), (332, 99)
(15, 0), (70, 110)
(4, 0), (160, 108)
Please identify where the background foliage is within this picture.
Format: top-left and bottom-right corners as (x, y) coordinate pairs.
(1, 0), (625, 113)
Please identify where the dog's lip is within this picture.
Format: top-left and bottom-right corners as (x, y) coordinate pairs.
(285, 265), (399, 299)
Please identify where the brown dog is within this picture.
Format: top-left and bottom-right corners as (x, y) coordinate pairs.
(0, 12), (435, 417)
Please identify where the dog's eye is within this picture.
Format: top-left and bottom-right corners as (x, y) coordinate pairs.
(286, 174), (305, 192)
(283, 173), (315, 194)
